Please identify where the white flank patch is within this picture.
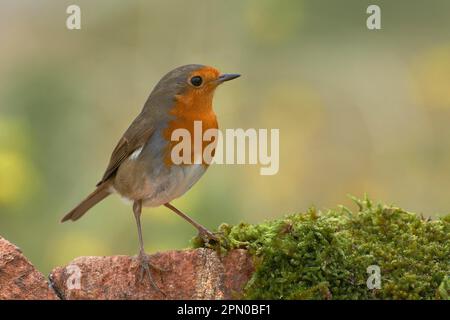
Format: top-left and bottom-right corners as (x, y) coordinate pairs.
(129, 147), (143, 160)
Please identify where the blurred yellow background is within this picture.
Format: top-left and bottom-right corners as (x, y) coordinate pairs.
(1, 0), (450, 274)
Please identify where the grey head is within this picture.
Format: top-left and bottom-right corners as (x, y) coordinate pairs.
(142, 64), (206, 113)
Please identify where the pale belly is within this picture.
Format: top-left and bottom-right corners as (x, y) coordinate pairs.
(113, 157), (208, 207)
(112, 128), (211, 207)
(141, 163), (207, 207)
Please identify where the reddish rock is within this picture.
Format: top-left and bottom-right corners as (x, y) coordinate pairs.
(49, 248), (254, 300)
(0, 236), (58, 300)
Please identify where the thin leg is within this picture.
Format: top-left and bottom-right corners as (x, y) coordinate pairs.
(164, 202), (219, 242)
(133, 200), (146, 255)
(133, 200), (165, 295)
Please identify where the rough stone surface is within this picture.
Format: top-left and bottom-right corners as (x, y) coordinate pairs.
(49, 248), (254, 300)
(0, 236), (58, 300)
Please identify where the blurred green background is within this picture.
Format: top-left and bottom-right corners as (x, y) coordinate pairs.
(1, 0), (450, 274)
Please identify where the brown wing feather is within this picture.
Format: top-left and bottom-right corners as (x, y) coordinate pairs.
(96, 113), (154, 186)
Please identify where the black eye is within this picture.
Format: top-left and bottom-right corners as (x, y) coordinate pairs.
(190, 76), (203, 87)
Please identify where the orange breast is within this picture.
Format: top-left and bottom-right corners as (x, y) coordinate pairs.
(163, 89), (218, 166)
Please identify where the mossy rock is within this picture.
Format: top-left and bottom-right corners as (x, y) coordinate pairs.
(192, 196), (450, 300)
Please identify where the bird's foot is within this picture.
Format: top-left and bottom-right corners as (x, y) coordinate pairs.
(135, 252), (167, 296)
(197, 227), (222, 244)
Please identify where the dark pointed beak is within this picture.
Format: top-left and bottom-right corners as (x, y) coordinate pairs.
(217, 73), (241, 83)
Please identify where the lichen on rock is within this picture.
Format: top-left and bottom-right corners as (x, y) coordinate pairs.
(193, 196), (450, 300)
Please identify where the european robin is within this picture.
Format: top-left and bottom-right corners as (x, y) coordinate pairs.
(61, 64), (240, 292)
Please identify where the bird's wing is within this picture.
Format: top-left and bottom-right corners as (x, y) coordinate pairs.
(96, 113), (154, 186)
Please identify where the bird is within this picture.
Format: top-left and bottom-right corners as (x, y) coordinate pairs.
(61, 64), (240, 292)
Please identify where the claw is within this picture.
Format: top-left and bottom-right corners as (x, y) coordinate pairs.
(198, 228), (221, 243)
(136, 253), (166, 297)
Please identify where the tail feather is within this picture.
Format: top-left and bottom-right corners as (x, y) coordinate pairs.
(61, 183), (111, 222)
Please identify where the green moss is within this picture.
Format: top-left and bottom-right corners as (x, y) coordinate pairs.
(192, 196), (450, 300)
